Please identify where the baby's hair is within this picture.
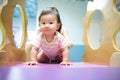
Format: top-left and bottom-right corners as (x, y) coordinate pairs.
(38, 7), (62, 32)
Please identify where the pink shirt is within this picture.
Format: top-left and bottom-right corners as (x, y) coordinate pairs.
(32, 32), (68, 59)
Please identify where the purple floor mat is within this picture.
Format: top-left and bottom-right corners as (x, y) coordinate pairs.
(0, 62), (120, 80)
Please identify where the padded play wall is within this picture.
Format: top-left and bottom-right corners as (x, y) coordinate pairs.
(83, 0), (120, 65)
(0, 0), (27, 66)
(0, 0), (120, 66)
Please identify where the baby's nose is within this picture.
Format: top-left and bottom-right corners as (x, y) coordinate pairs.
(45, 24), (49, 28)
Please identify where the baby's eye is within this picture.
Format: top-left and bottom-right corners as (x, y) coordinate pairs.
(42, 22), (45, 24)
(49, 22), (53, 24)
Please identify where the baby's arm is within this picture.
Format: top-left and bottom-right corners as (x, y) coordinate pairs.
(27, 46), (39, 65)
(60, 47), (70, 65)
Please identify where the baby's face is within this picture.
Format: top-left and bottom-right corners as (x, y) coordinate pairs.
(39, 14), (60, 35)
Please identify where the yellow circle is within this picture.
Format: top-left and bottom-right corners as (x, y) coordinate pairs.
(12, 5), (27, 48)
(0, 14), (6, 49)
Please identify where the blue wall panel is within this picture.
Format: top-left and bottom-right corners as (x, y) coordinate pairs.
(70, 45), (85, 62)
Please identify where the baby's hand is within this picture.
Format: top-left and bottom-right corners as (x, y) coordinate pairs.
(60, 61), (71, 66)
(26, 61), (38, 66)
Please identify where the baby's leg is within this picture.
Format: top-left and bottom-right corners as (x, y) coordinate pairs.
(55, 49), (63, 63)
(37, 51), (49, 63)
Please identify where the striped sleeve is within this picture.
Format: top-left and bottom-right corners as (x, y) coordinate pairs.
(32, 33), (42, 48)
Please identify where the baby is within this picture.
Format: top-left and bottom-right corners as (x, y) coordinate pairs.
(27, 7), (70, 66)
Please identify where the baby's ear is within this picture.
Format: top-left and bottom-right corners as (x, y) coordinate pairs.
(57, 23), (60, 30)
